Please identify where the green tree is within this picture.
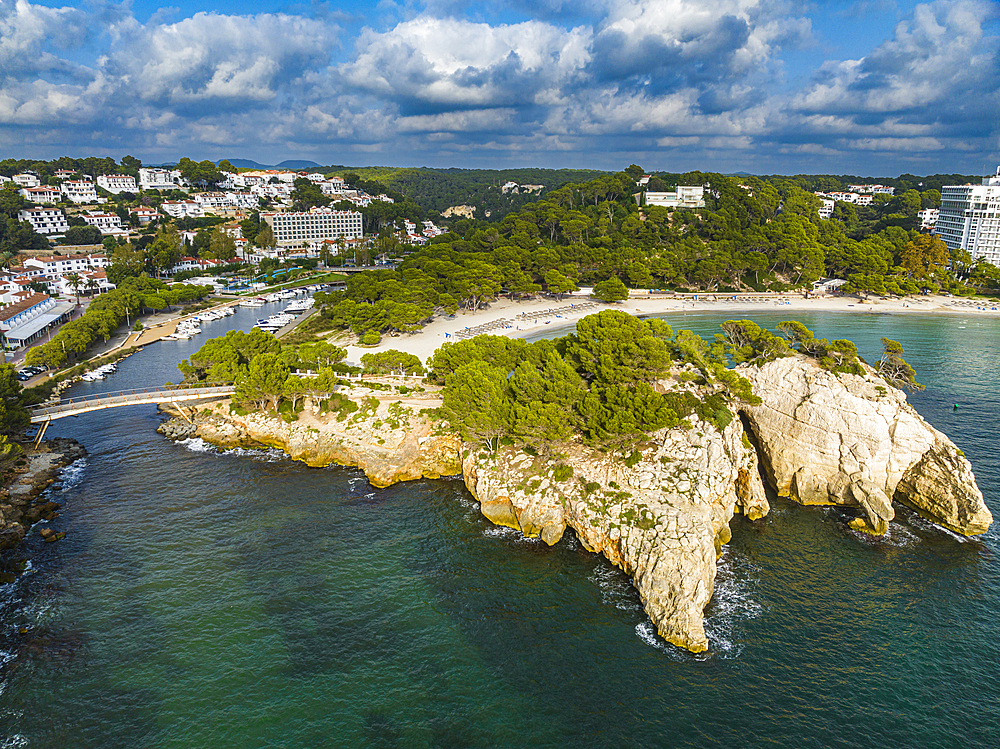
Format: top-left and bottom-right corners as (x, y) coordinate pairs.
(544, 269), (577, 300)
(0, 365), (29, 435)
(591, 276), (629, 302)
(107, 242), (147, 284)
(236, 352), (290, 410)
(256, 223), (275, 250)
(361, 350), (424, 375)
(569, 310), (673, 384)
(63, 225), (103, 245)
(441, 361), (515, 451)
(719, 320), (791, 365)
(66, 272), (83, 305)
(208, 228), (237, 261)
(876, 337), (923, 391)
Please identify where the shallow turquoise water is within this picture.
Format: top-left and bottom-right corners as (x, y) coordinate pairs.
(1, 309), (998, 747)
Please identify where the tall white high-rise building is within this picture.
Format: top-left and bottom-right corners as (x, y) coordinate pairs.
(938, 167), (1000, 265)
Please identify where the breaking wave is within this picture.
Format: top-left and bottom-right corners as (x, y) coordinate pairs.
(178, 438), (288, 463)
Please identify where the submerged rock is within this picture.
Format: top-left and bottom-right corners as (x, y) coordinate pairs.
(739, 355), (991, 536)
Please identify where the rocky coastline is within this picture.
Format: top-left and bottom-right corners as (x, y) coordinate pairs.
(0, 438), (87, 563)
(157, 355), (991, 653)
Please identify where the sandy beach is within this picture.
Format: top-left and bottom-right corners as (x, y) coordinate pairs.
(343, 292), (1000, 366)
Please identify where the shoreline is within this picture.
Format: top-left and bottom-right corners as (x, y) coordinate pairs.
(344, 292), (996, 365)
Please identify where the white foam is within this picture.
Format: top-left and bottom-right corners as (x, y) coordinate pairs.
(589, 563), (642, 612)
(56, 457), (86, 492)
(178, 437), (287, 463)
(0, 734), (29, 748)
(482, 525), (520, 540)
(702, 547), (764, 659)
(634, 621), (686, 661)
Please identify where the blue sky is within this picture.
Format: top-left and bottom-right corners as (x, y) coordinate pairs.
(3, 0), (998, 175)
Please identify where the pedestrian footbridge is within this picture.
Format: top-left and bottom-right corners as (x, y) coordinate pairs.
(29, 384), (236, 424)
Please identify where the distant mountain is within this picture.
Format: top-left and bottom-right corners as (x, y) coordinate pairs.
(215, 158), (322, 170)
(218, 158), (269, 169)
(276, 160), (321, 169)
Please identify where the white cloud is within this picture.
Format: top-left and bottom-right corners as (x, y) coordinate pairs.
(104, 11), (338, 106)
(340, 17), (592, 108)
(0, 0), (91, 80)
(793, 0), (998, 116)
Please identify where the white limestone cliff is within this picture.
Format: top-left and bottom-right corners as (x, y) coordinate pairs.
(738, 355), (991, 536)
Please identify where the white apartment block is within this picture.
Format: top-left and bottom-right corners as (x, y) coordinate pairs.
(938, 168), (1000, 265)
(918, 208), (939, 231)
(228, 191), (259, 209)
(139, 168), (177, 190)
(17, 208), (69, 235)
(129, 207), (161, 225)
(319, 181), (353, 197)
(193, 192), (230, 211)
(848, 184), (895, 195)
(56, 269), (115, 297)
(262, 208), (363, 246)
(25, 253), (107, 276)
(19, 186), (61, 204)
(161, 201), (205, 219)
(818, 199), (835, 219)
(251, 183), (293, 201)
(13, 174), (40, 188)
(61, 180), (99, 204)
(82, 211), (128, 235)
(96, 174), (138, 194)
(644, 185), (705, 209)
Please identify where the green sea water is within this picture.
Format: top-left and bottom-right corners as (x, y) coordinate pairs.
(1, 307), (998, 748)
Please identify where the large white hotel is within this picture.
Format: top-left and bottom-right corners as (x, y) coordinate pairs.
(262, 208), (363, 247)
(938, 167), (1000, 265)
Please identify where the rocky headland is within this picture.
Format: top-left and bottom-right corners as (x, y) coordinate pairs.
(0, 438), (87, 555)
(157, 354), (990, 653)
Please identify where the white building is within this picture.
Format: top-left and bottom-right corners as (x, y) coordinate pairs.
(193, 192), (230, 211)
(644, 185), (705, 209)
(918, 208), (939, 231)
(19, 186), (61, 204)
(139, 168), (177, 190)
(0, 293), (75, 350)
(82, 211), (128, 235)
(96, 174), (138, 194)
(227, 191), (259, 209)
(251, 183), (294, 201)
(12, 174), (40, 188)
(129, 207), (161, 225)
(818, 198), (835, 220)
(938, 168), (1000, 265)
(161, 201), (205, 219)
(25, 254), (107, 276)
(61, 180), (99, 204)
(262, 207), (363, 247)
(848, 184), (895, 195)
(56, 269), (115, 297)
(812, 278), (848, 295)
(17, 208), (69, 235)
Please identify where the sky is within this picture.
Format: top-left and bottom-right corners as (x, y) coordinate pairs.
(1, 0), (998, 175)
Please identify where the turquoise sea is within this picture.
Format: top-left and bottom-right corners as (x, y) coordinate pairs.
(1, 306), (998, 748)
